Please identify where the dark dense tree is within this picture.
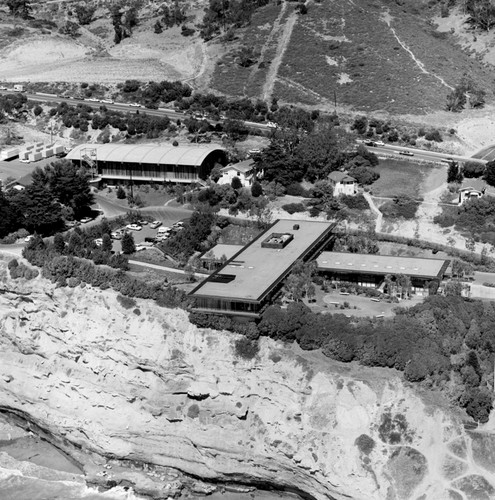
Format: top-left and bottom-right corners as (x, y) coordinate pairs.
(121, 232), (136, 254)
(483, 160), (495, 187)
(74, 3), (96, 25)
(6, 0), (31, 18)
(0, 190), (23, 239)
(447, 161), (463, 184)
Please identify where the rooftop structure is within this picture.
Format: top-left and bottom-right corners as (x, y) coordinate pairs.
(66, 143), (228, 184)
(190, 220), (335, 317)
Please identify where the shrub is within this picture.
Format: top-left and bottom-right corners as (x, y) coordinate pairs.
(340, 193), (369, 210)
(116, 294), (136, 309)
(234, 337), (259, 360)
(424, 129), (442, 142)
(282, 202), (306, 214)
(187, 404), (200, 418)
(463, 162), (485, 178)
(8, 259), (39, 280)
(355, 434), (375, 455)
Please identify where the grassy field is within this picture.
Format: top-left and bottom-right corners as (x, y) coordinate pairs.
(369, 159), (441, 198)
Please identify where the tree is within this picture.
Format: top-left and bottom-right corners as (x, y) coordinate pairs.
(154, 20), (163, 33)
(447, 161), (463, 184)
(116, 185), (126, 199)
(6, 0), (31, 19)
(74, 3), (96, 25)
(251, 181), (263, 197)
(121, 232), (136, 254)
(231, 176), (243, 190)
(283, 261), (316, 301)
(53, 233), (65, 254)
(0, 189), (23, 238)
(37, 160), (94, 219)
(10, 183), (63, 234)
(101, 233), (113, 253)
(33, 105), (43, 116)
(463, 161), (485, 178)
(483, 160), (495, 187)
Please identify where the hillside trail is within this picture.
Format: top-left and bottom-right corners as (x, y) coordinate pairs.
(363, 192), (383, 233)
(262, 9), (298, 102)
(183, 42), (208, 89)
(243, 1), (288, 96)
(380, 10), (454, 91)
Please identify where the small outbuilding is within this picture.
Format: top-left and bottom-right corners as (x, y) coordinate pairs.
(328, 171), (357, 197)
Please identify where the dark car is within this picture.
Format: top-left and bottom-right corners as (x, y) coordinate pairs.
(399, 150), (414, 156)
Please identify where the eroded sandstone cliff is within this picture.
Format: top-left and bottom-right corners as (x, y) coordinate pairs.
(1, 261), (495, 500)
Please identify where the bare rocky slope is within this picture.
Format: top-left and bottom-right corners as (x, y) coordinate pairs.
(1, 260), (495, 499)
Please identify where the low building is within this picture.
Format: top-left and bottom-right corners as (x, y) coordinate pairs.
(316, 251), (450, 294)
(458, 179), (487, 205)
(217, 159), (256, 187)
(328, 171), (357, 196)
(66, 143), (228, 185)
(189, 220), (335, 318)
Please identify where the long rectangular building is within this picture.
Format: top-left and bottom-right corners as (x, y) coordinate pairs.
(316, 251), (450, 291)
(190, 220), (335, 317)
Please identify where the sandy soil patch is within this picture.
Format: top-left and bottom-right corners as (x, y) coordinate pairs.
(337, 73), (352, 84)
(433, 8), (495, 65)
(0, 36), (87, 71)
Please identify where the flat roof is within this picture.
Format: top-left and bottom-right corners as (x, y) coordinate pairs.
(200, 244), (243, 261)
(190, 220), (334, 302)
(316, 252), (450, 279)
(66, 143), (226, 166)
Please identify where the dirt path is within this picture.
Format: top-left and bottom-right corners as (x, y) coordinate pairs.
(183, 42), (208, 89)
(244, 1), (287, 96)
(363, 192), (383, 232)
(380, 10), (454, 91)
(262, 10), (298, 102)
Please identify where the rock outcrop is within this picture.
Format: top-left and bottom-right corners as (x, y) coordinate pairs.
(1, 262), (495, 499)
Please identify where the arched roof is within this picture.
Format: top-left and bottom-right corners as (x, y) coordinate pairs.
(66, 143), (227, 166)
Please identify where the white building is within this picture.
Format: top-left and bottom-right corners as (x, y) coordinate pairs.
(458, 179), (487, 205)
(217, 159), (256, 187)
(328, 171), (358, 196)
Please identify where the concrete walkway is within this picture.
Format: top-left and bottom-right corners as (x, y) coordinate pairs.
(363, 192), (383, 232)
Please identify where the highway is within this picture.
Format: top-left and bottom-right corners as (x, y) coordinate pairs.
(361, 142), (487, 165)
(1, 89), (491, 162)
(0, 90), (275, 133)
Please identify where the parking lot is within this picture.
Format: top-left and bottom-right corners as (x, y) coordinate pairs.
(111, 220), (185, 253)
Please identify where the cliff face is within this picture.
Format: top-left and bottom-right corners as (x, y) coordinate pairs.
(1, 262), (495, 500)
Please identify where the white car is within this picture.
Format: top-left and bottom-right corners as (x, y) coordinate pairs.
(94, 238), (103, 247)
(100, 99), (114, 104)
(24, 235), (34, 243)
(129, 103), (141, 107)
(374, 140), (385, 146)
(80, 217), (92, 223)
(111, 231), (122, 240)
(157, 226), (171, 234)
(150, 220), (162, 229)
(126, 224), (142, 231)
(266, 122), (277, 128)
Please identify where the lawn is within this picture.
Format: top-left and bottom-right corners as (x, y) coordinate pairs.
(369, 159), (440, 199)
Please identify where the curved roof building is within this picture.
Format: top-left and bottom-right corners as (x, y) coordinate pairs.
(66, 143), (227, 184)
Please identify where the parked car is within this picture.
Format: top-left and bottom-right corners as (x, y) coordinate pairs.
(65, 220), (81, 228)
(399, 150), (414, 156)
(126, 224), (142, 231)
(94, 238), (103, 247)
(266, 121), (277, 128)
(157, 226), (171, 234)
(111, 231), (123, 240)
(150, 220), (162, 229)
(129, 103), (141, 107)
(80, 217), (93, 223)
(138, 220), (149, 226)
(374, 140), (385, 146)
(24, 235), (34, 243)
(364, 140), (375, 146)
(135, 245), (147, 252)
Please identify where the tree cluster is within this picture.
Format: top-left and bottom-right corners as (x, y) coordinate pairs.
(6, 0), (31, 19)
(446, 74), (486, 112)
(192, 294), (495, 422)
(1, 160), (94, 238)
(200, 0), (270, 40)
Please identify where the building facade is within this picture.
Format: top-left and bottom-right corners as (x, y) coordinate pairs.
(328, 171), (358, 196)
(66, 143), (228, 184)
